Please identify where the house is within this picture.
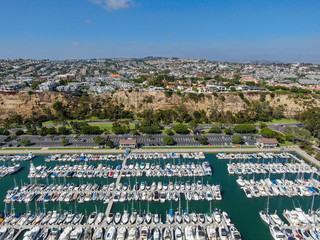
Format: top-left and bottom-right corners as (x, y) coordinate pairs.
(257, 138), (278, 148)
(119, 139), (137, 148)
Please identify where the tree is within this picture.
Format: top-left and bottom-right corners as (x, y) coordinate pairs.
(58, 126), (70, 135)
(173, 123), (190, 134)
(234, 124), (256, 133)
(199, 135), (208, 145)
(164, 129), (174, 136)
(94, 136), (106, 145)
(163, 135), (175, 145)
(208, 126), (221, 134)
(80, 125), (102, 135)
(61, 136), (69, 146)
(224, 128), (233, 135)
(105, 136), (115, 148)
(15, 129), (24, 136)
(232, 135), (244, 144)
(20, 138), (31, 146)
(261, 128), (274, 138)
(188, 120), (198, 134)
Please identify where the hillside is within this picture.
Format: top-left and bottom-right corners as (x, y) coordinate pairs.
(0, 91), (318, 121)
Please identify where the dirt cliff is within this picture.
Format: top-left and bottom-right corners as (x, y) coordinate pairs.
(0, 91), (318, 120)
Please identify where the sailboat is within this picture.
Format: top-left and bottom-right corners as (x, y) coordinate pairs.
(259, 195), (270, 224)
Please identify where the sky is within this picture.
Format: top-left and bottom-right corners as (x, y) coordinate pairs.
(0, 0), (319, 62)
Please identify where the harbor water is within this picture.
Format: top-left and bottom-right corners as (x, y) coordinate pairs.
(0, 153), (319, 240)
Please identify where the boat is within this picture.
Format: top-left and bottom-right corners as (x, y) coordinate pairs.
(70, 227), (83, 240)
(229, 226), (242, 240)
(105, 227), (116, 240)
(184, 226), (194, 240)
(48, 228), (60, 240)
(106, 213), (114, 224)
(87, 212), (97, 225)
(37, 228), (50, 240)
(269, 225), (285, 240)
(116, 227), (127, 240)
(127, 227), (138, 240)
(174, 227), (183, 240)
(58, 227), (72, 240)
(163, 227), (171, 240)
(139, 226), (149, 240)
(153, 228), (161, 240)
(121, 211), (129, 224)
(92, 228), (103, 240)
(114, 212), (121, 224)
(206, 226), (218, 240)
(196, 226), (206, 240)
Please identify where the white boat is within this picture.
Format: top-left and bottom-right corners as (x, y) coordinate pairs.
(70, 227), (83, 240)
(87, 212), (97, 225)
(129, 212), (137, 224)
(196, 226), (206, 240)
(121, 211), (129, 224)
(105, 227), (116, 240)
(174, 227), (183, 240)
(163, 227), (171, 240)
(184, 226), (194, 240)
(127, 227), (138, 240)
(206, 226), (218, 240)
(139, 226), (149, 240)
(23, 227), (40, 240)
(153, 228), (161, 240)
(229, 226), (242, 240)
(269, 225), (285, 240)
(116, 227), (126, 240)
(93, 228), (104, 240)
(58, 226), (72, 240)
(114, 213), (121, 224)
(259, 210), (270, 225)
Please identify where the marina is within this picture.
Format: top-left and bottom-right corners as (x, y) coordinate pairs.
(0, 164), (22, 178)
(27, 160), (212, 179)
(0, 152), (319, 239)
(0, 154), (34, 162)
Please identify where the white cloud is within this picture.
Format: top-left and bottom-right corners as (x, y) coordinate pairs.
(84, 19), (93, 25)
(72, 42), (79, 46)
(91, 0), (135, 11)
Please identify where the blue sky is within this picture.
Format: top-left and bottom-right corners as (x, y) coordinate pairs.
(0, 0), (319, 62)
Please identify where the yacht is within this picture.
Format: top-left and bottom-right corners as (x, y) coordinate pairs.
(106, 213), (114, 224)
(127, 227), (138, 240)
(114, 213), (121, 224)
(121, 211), (129, 224)
(184, 226), (194, 240)
(37, 228), (50, 240)
(174, 227), (183, 240)
(70, 227), (83, 240)
(259, 210), (270, 225)
(48, 228), (60, 240)
(129, 212), (137, 224)
(229, 226), (242, 240)
(105, 227), (116, 240)
(87, 212), (97, 225)
(218, 226), (229, 240)
(162, 227), (171, 240)
(140, 226), (149, 240)
(153, 228), (161, 240)
(269, 225), (285, 240)
(92, 228), (104, 240)
(23, 226), (40, 240)
(196, 226), (206, 240)
(116, 227), (127, 240)
(206, 226), (218, 240)
(58, 227), (73, 240)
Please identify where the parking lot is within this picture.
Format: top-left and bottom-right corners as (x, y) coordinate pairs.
(0, 134), (258, 148)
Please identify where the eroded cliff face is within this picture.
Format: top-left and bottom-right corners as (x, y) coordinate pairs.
(0, 91), (317, 120)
